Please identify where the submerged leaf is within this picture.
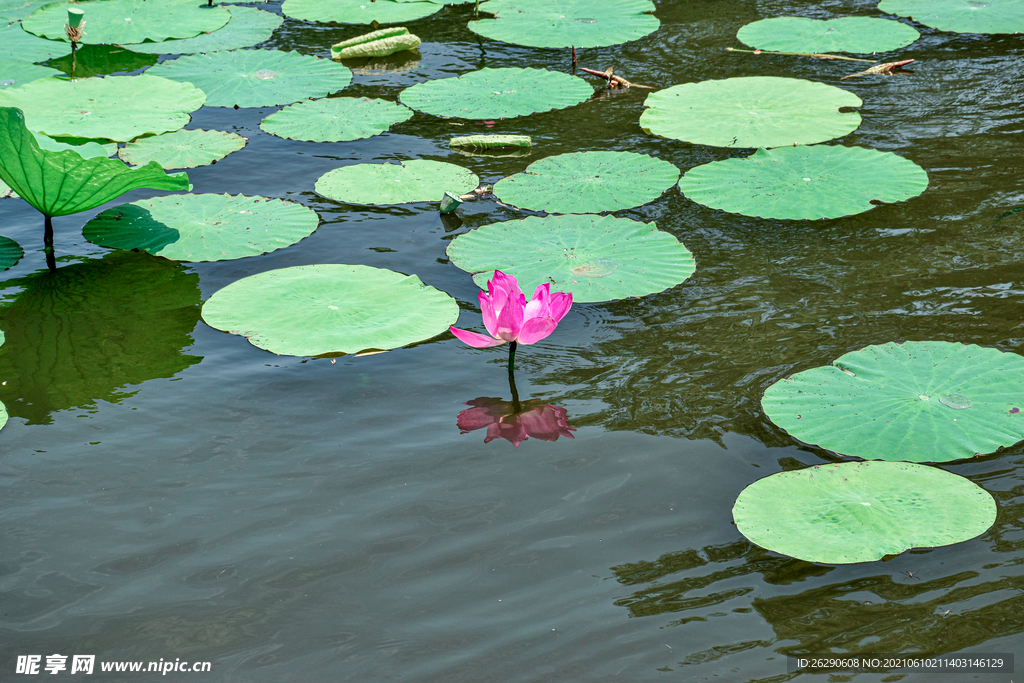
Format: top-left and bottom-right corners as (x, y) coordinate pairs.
(469, 0), (659, 49)
(0, 235), (23, 270)
(22, 0), (230, 44)
(737, 17), (919, 53)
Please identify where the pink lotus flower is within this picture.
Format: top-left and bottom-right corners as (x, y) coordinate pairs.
(458, 397), (576, 447)
(450, 270), (572, 349)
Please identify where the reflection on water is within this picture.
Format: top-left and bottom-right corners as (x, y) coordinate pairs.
(0, 251), (202, 424)
(458, 396), (575, 446)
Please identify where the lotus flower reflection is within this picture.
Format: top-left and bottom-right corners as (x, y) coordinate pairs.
(458, 397), (576, 447)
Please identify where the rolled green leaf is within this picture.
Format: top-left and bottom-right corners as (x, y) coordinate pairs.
(449, 134), (532, 149)
(331, 26), (421, 59)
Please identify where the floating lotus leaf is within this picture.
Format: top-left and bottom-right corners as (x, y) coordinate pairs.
(0, 74), (205, 141)
(450, 134), (531, 149)
(315, 160), (478, 205)
(281, 0), (441, 25)
(0, 235), (24, 269)
(0, 60), (60, 87)
(878, 0), (1024, 34)
(331, 26), (420, 59)
(260, 97), (412, 142)
(737, 17), (919, 53)
(399, 67), (593, 120)
(0, 107), (188, 218)
(0, 0), (50, 20)
(83, 193), (318, 262)
(23, 0), (230, 44)
(45, 44), (156, 78)
(679, 145), (928, 220)
(0, 178), (16, 198)
(148, 49), (352, 108)
(0, 21), (70, 61)
(640, 76), (862, 148)
(469, 0), (659, 49)
(494, 151), (679, 214)
(0, 399), (6, 430)
(447, 214), (695, 303)
(131, 7), (282, 54)
(733, 461), (997, 564)
(118, 129), (246, 169)
(35, 132), (115, 158)
(762, 341), (1024, 462)
(201, 264), (460, 356)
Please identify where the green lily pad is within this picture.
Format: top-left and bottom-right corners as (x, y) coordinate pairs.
(878, 0), (1024, 34)
(0, 74), (206, 142)
(23, 0), (230, 44)
(147, 49), (352, 108)
(737, 17), (919, 53)
(0, 234), (24, 269)
(494, 151), (679, 214)
(260, 97), (412, 142)
(331, 26), (420, 59)
(0, 60), (60, 87)
(762, 341), (1024, 462)
(281, 0), (441, 25)
(83, 193), (318, 262)
(131, 7), (282, 55)
(733, 461), (997, 564)
(469, 0), (659, 49)
(44, 44), (156, 77)
(201, 264), (460, 356)
(0, 0), (49, 20)
(446, 214), (695, 303)
(0, 400), (7, 430)
(450, 134), (531, 149)
(678, 145), (928, 220)
(118, 129), (246, 169)
(0, 106), (188, 218)
(0, 21), (70, 62)
(640, 76), (862, 148)
(35, 132), (115, 158)
(315, 160), (478, 205)
(0, 178), (16, 198)
(399, 67), (593, 120)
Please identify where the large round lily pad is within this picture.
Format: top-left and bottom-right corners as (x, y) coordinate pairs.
(446, 214), (695, 303)
(0, 21), (69, 62)
(878, 0), (1024, 34)
(315, 160), (478, 205)
(0, 60), (60, 87)
(201, 264), (460, 356)
(468, 0), (659, 49)
(0, 74), (205, 141)
(762, 341), (1024, 462)
(148, 49), (352, 109)
(0, 234), (23, 270)
(118, 129), (246, 169)
(131, 7), (282, 55)
(640, 76), (862, 148)
(260, 97), (412, 142)
(679, 145), (928, 220)
(0, 0), (51, 21)
(83, 193), (319, 262)
(399, 67), (593, 120)
(737, 17), (919, 53)
(733, 461), (997, 564)
(23, 0), (230, 45)
(281, 0), (441, 25)
(493, 151), (679, 214)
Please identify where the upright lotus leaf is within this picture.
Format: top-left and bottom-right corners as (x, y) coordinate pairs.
(23, 0), (230, 44)
(679, 146), (928, 220)
(316, 160), (478, 205)
(0, 107), (188, 218)
(83, 193), (319, 261)
(762, 341), (1024, 462)
(260, 97), (412, 142)
(494, 151), (679, 214)
(331, 26), (421, 59)
(0, 60), (61, 87)
(148, 49), (352, 108)
(400, 67), (593, 120)
(0, 235), (24, 269)
(878, 0), (1024, 34)
(450, 134), (531, 149)
(131, 7), (283, 55)
(640, 77), (862, 148)
(201, 264), (460, 356)
(118, 129), (246, 169)
(281, 0), (441, 25)
(0, 75), (206, 142)
(44, 44), (157, 78)
(737, 17), (919, 53)
(469, 0), (659, 49)
(733, 462), (997, 564)
(0, 20), (70, 61)
(446, 214), (695, 303)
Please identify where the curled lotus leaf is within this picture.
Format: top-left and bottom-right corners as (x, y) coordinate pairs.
(450, 134), (531, 149)
(678, 145), (928, 220)
(315, 160), (478, 205)
(260, 97), (412, 142)
(733, 461), (997, 564)
(22, 0), (230, 44)
(878, 0), (1024, 34)
(762, 341), (1024, 462)
(281, 0), (441, 25)
(201, 264), (460, 357)
(118, 129), (247, 169)
(640, 76), (862, 148)
(331, 26), (421, 59)
(737, 17), (919, 53)
(131, 7), (283, 55)
(468, 0), (659, 49)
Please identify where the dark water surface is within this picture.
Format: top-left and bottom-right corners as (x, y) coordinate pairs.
(1, 0), (1023, 680)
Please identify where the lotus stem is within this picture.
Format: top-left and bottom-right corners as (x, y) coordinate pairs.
(724, 47), (875, 63)
(70, 40), (77, 79)
(571, 46), (577, 68)
(507, 345), (521, 413)
(507, 340), (517, 375)
(44, 215), (56, 272)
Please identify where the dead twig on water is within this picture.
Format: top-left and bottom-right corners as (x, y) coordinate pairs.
(725, 47), (875, 63)
(840, 59), (915, 80)
(580, 66), (655, 90)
